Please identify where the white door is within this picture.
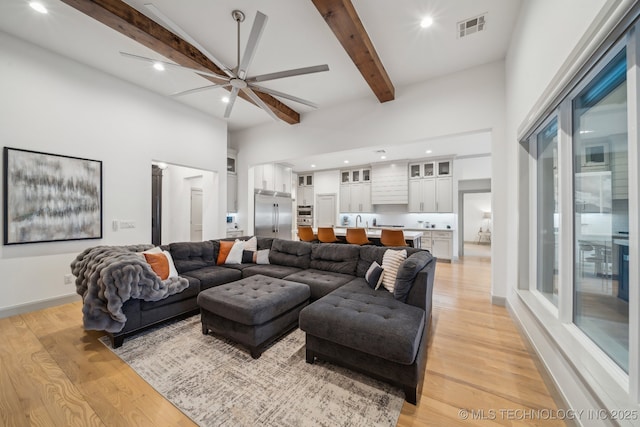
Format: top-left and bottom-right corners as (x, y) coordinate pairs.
(317, 193), (337, 227)
(190, 188), (203, 241)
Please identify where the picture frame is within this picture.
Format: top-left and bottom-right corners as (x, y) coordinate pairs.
(3, 147), (103, 245)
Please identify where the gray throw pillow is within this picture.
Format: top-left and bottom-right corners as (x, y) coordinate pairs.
(364, 261), (384, 289)
(394, 251), (432, 302)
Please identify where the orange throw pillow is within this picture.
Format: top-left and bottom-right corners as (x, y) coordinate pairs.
(217, 241), (234, 265)
(144, 252), (169, 280)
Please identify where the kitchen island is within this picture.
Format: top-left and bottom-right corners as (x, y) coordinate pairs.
(329, 227), (424, 248)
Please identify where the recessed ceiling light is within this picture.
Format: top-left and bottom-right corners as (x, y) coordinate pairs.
(420, 16), (434, 28)
(380, 155), (387, 160)
(29, 1), (48, 14)
(344, 160), (349, 164)
(311, 164), (316, 168)
(153, 62), (165, 71)
(221, 96), (230, 104)
(425, 149), (433, 154)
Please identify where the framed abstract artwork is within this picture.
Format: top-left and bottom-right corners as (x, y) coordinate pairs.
(3, 147), (103, 244)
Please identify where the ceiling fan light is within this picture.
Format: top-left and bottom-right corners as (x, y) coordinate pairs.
(420, 16), (434, 28)
(29, 2), (48, 14)
(153, 62), (165, 71)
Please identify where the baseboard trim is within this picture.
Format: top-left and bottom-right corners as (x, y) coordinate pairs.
(0, 294), (81, 319)
(491, 295), (506, 306)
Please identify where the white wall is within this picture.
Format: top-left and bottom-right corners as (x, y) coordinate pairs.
(161, 165), (219, 244)
(232, 61), (506, 297)
(0, 33), (227, 314)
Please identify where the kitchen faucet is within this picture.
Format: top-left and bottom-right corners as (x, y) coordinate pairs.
(355, 214), (362, 228)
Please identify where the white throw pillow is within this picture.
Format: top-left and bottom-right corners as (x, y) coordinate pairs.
(381, 249), (407, 293)
(244, 236), (258, 252)
(256, 249), (270, 264)
(162, 250), (179, 278)
(225, 240), (246, 265)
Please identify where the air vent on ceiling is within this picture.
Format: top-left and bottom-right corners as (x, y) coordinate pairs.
(457, 13), (486, 38)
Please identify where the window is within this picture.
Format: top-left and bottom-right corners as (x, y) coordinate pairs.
(573, 48), (629, 372)
(535, 117), (559, 306)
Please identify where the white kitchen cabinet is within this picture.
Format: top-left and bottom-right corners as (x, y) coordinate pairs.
(409, 179), (436, 212)
(255, 163), (292, 193)
(421, 231), (432, 252)
(408, 159), (453, 213)
(340, 182), (372, 212)
(420, 230), (452, 261)
(435, 177), (453, 212)
(431, 231), (453, 261)
(298, 174), (314, 187)
(227, 172), (237, 213)
(298, 185), (314, 206)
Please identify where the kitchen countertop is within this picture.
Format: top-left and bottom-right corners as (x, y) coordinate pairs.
(331, 227), (424, 239)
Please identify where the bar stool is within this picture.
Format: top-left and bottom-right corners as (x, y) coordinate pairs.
(346, 228), (372, 245)
(380, 229), (407, 247)
(317, 227), (340, 243)
(297, 226), (316, 242)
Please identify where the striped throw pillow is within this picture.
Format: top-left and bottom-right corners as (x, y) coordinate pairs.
(381, 249), (407, 292)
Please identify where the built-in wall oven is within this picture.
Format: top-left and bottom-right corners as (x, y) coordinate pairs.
(297, 205), (313, 227)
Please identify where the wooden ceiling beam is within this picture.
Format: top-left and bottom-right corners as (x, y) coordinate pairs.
(59, 0), (300, 124)
(311, 0), (394, 103)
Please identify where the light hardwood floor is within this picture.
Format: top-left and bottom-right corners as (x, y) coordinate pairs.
(0, 256), (566, 426)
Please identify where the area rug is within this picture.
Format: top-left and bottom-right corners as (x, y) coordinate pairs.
(100, 315), (403, 427)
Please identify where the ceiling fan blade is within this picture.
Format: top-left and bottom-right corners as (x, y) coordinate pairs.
(119, 52), (230, 81)
(144, 3), (234, 78)
(250, 84), (319, 109)
(237, 11), (268, 80)
(242, 87), (280, 122)
(246, 64), (330, 83)
(172, 83), (231, 97)
(224, 87), (240, 118)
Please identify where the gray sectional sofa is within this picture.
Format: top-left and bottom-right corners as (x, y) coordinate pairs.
(73, 236), (436, 403)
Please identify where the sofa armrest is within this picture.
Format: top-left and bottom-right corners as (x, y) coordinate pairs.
(404, 258), (436, 316)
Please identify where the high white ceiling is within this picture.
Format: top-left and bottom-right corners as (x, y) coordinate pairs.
(0, 0), (521, 131)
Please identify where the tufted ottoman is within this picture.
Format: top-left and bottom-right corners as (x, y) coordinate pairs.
(197, 274), (310, 358)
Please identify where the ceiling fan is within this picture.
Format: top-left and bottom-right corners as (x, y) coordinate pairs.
(119, 4), (329, 122)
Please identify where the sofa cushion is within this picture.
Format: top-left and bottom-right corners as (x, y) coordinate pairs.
(140, 275), (200, 310)
(269, 239), (312, 269)
(299, 279), (425, 365)
(181, 266), (242, 291)
(284, 269), (354, 300)
(394, 251), (433, 302)
(242, 264), (303, 279)
(356, 245), (387, 277)
(310, 243), (360, 275)
(168, 241), (217, 273)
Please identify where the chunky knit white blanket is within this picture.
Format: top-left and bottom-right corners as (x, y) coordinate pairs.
(71, 245), (189, 333)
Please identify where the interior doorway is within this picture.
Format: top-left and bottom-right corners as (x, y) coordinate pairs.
(457, 179), (491, 260)
(190, 188), (203, 242)
(462, 192), (492, 259)
(151, 164), (163, 246)
(316, 194), (337, 227)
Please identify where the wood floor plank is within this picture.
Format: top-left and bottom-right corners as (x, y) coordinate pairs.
(1, 255), (564, 427)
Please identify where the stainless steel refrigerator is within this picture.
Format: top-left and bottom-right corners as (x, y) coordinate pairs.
(254, 190), (293, 240)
